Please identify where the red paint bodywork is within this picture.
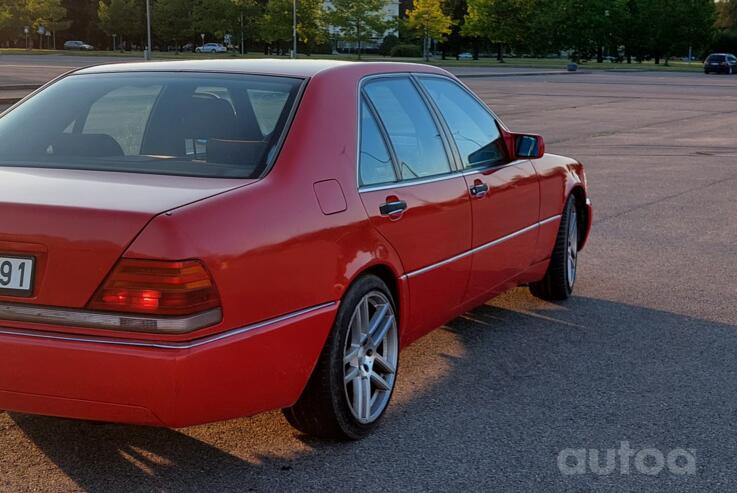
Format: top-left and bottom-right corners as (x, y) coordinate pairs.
(0, 60), (592, 426)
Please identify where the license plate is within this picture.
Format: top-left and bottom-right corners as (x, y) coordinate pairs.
(0, 256), (35, 297)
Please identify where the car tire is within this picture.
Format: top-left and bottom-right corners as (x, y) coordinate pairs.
(530, 195), (579, 301)
(283, 274), (399, 440)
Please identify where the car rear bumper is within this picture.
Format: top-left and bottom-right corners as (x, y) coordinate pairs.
(0, 302), (337, 427)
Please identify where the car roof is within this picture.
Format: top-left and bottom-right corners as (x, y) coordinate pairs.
(73, 59), (449, 79)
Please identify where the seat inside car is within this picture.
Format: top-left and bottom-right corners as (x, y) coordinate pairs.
(50, 133), (125, 157)
(140, 89), (268, 171)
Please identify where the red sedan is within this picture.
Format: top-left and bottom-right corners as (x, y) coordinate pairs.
(0, 60), (591, 439)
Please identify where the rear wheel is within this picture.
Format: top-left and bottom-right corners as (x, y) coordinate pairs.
(530, 195), (579, 301)
(283, 275), (399, 440)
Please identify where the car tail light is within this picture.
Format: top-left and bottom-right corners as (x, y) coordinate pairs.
(88, 259), (220, 316)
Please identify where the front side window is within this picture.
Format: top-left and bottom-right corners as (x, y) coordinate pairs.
(419, 77), (507, 169)
(0, 72), (302, 178)
(359, 100), (397, 187)
(363, 77), (451, 180)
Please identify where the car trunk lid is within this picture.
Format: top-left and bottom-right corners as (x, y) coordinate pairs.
(0, 167), (250, 308)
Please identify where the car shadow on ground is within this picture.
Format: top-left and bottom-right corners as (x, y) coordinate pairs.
(8, 289), (737, 492)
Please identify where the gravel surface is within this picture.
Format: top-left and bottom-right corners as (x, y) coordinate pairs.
(1, 69), (737, 492)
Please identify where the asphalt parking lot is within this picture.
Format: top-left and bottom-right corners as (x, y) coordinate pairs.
(1, 59), (737, 492)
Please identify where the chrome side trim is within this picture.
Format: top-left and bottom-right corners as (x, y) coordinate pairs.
(359, 172), (460, 193)
(0, 302), (337, 350)
(0, 304), (222, 334)
(406, 215), (561, 278)
(358, 160), (532, 194)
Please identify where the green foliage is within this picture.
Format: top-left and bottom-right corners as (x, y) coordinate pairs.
(98, 0), (141, 40)
(296, 0), (327, 53)
(328, 0), (391, 58)
(406, 0), (454, 59)
(464, 0), (534, 55)
(390, 43), (422, 57)
(379, 33), (399, 55)
(259, 0), (292, 46)
(716, 0), (737, 30)
(0, 0), (719, 61)
(27, 0), (69, 31)
(153, 0), (194, 44)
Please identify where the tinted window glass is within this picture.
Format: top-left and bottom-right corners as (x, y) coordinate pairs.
(708, 55), (726, 62)
(363, 78), (451, 180)
(420, 77), (507, 169)
(0, 73), (302, 178)
(82, 84), (162, 155)
(359, 100), (396, 186)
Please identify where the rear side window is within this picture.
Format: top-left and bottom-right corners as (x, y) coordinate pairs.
(363, 77), (451, 180)
(419, 77), (507, 169)
(0, 72), (302, 178)
(359, 100), (397, 187)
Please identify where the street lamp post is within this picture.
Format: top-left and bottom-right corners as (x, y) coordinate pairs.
(112, 33), (117, 52)
(292, 0), (297, 59)
(144, 0), (152, 60)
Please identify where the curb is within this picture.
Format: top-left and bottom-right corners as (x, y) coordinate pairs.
(456, 70), (586, 79)
(0, 84), (41, 91)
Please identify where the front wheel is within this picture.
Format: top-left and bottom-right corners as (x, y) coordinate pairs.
(530, 195), (579, 301)
(283, 275), (399, 440)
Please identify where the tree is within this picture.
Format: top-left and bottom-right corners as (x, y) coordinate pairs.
(153, 0), (194, 49)
(231, 0), (262, 53)
(463, 0), (534, 61)
(328, 0), (390, 59)
(0, 6), (13, 32)
(296, 0), (327, 54)
(553, 0), (625, 63)
(716, 0), (737, 30)
(27, 0), (70, 48)
(631, 0), (715, 64)
(439, 0), (468, 59)
(193, 0), (242, 42)
(98, 0), (142, 48)
(259, 0), (292, 54)
(406, 0), (454, 60)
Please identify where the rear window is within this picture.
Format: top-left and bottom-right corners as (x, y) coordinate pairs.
(707, 55), (726, 62)
(0, 72), (303, 178)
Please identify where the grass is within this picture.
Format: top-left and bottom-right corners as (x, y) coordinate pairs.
(0, 48), (706, 72)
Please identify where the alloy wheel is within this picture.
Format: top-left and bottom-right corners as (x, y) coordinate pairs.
(567, 207), (578, 289)
(343, 291), (398, 424)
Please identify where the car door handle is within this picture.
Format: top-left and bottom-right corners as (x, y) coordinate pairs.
(379, 200), (407, 216)
(470, 183), (489, 198)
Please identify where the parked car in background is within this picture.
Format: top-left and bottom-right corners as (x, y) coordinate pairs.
(196, 43), (227, 53)
(63, 40), (94, 51)
(0, 59), (591, 440)
(458, 52), (473, 60)
(704, 53), (737, 74)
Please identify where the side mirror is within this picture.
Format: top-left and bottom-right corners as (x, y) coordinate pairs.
(513, 133), (545, 159)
